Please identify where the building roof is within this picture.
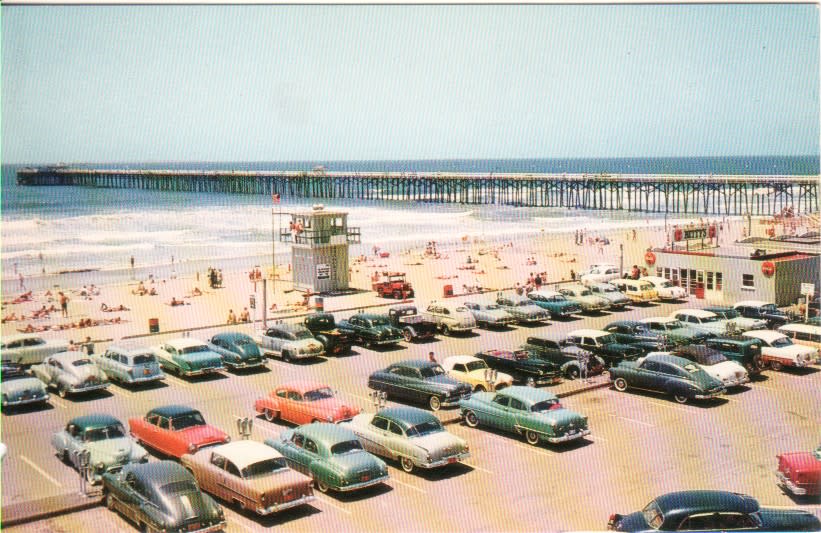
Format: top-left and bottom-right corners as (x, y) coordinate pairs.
(69, 413), (122, 431)
(205, 440), (283, 470)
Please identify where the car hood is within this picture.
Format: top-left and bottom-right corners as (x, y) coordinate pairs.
(730, 317), (766, 329)
(159, 491), (221, 525)
(87, 437), (145, 463)
(425, 374), (470, 391)
(514, 304), (548, 316)
(535, 408), (587, 426)
(177, 425), (228, 446)
(759, 508), (821, 531)
(286, 339), (325, 350)
(475, 309), (514, 320)
(689, 321), (729, 334)
(2, 376), (47, 395)
(65, 365), (107, 381)
(764, 344), (817, 359)
(600, 292), (630, 304)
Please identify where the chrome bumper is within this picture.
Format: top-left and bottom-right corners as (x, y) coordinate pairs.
(694, 390), (725, 399)
(71, 382), (109, 393)
(440, 394), (471, 407)
(2, 394), (49, 407)
(182, 367), (222, 376)
(776, 470), (810, 496)
(189, 521), (227, 533)
(421, 451), (470, 469)
(124, 374), (165, 384)
(547, 428), (591, 443)
(337, 473), (390, 492)
(257, 493), (316, 514)
(228, 359), (267, 369)
(722, 375), (751, 387)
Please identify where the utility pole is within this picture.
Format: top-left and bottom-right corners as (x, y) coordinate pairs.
(619, 243), (624, 279)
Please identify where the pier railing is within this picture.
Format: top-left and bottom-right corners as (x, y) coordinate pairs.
(16, 167), (820, 216)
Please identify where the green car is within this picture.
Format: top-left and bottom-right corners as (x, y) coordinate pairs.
(458, 386), (590, 446)
(609, 352), (725, 404)
(151, 338), (224, 377)
(264, 423), (389, 493)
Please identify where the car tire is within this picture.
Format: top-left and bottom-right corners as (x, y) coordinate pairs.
(672, 393), (689, 404)
(525, 377), (536, 387)
(283, 351), (292, 363)
(403, 330), (413, 343)
(464, 410), (479, 428)
(400, 457), (415, 473)
(105, 491), (116, 511)
(264, 409), (277, 422)
(58, 385), (68, 399)
(60, 449), (70, 464)
(428, 396), (441, 411)
(393, 291), (401, 299)
(525, 430), (540, 446)
(474, 385), (486, 392)
(770, 361), (783, 371)
(565, 366), (580, 380)
(441, 325), (452, 336)
(613, 377), (628, 392)
(315, 479), (330, 493)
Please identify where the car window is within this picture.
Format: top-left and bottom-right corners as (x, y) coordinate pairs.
(211, 453), (226, 469)
(388, 422), (404, 436)
(84, 424), (126, 442)
(133, 354), (155, 365)
(291, 433), (304, 448)
(146, 414), (160, 426)
(330, 440), (364, 455)
(655, 363), (678, 376)
(158, 417), (170, 430)
(371, 416), (390, 431)
(492, 395), (510, 407)
(453, 364), (467, 373)
(170, 412), (206, 430)
(243, 457), (288, 478)
(509, 398), (524, 411)
(420, 365), (445, 378)
(304, 439), (318, 454)
(642, 360), (660, 372)
(304, 388), (333, 401)
(225, 460), (241, 477)
(287, 391), (303, 401)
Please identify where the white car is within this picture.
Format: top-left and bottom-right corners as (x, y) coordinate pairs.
(1, 334), (70, 366)
(640, 276), (687, 301)
(742, 330), (817, 371)
(441, 355), (514, 392)
(670, 309), (731, 337)
(670, 346), (750, 388)
(580, 264), (621, 285)
(254, 323), (325, 361)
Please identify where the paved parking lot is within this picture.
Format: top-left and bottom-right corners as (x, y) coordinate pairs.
(3, 299), (820, 532)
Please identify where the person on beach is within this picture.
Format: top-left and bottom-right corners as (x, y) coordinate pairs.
(83, 336), (95, 355)
(428, 351), (437, 363)
(227, 309), (237, 324)
(18, 273), (25, 290)
(59, 292), (69, 318)
(239, 308), (250, 322)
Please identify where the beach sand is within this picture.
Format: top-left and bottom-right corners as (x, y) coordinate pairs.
(0, 214), (763, 349)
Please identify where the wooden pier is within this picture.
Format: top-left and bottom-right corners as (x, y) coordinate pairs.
(16, 167), (819, 215)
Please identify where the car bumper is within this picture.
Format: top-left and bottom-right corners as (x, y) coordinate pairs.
(336, 473), (390, 492)
(182, 521), (227, 533)
(124, 374), (165, 384)
(227, 359), (267, 369)
(70, 383), (109, 394)
(694, 390), (725, 400)
(420, 451), (471, 469)
(182, 367), (222, 376)
(547, 428), (591, 443)
(440, 395), (472, 407)
(532, 375), (562, 386)
(2, 394), (49, 407)
(721, 376), (750, 387)
(367, 339), (401, 345)
(776, 470), (812, 496)
(517, 315), (549, 323)
(256, 494), (316, 514)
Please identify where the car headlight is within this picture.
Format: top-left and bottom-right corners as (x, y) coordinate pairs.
(2, 394), (7, 405)
(549, 420), (558, 427)
(96, 462), (106, 471)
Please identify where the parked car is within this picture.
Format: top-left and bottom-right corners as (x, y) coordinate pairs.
(255, 323), (325, 361)
(734, 300), (791, 329)
(459, 386), (590, 446)
(670, 309), (731, 337)
(151, 338), (224, 377)
(367, 359), (472, 411)
(640, 276), (687, 301)
(669, 345), (750, 388)
(705, 335), (765, 374)
(494, 294), (550, 324)
(565, 329), (642, 367)
(462, 300), (517, 329)
(519, 336), (605, 380)
(181, 440), (315, 515)
(586, 282), (631, 310)
(609, 352), (725, 404)
(742, 330), (817, 370)
(611, 279), (658, 304)
(441, 355), (514, 392)
(1, 360), (49, 409)
(776, 445), (821, 497)
(607, 490), (821, 532)
(704, 306), (767, 332)
(474, 349), (562, 387)
(302, 312), (355, 355)
(102, 460), (226, 533)
(265, 422), (389, 493)
(580, 263), (621, 285)
(603, 320), (679, 354)
(207, 332), (266, 371)
(0, 334), (69, 366)
(254, 380), (360, 424)
(91, 341), (165, 386)
(30, 351), (109, 399)
(337, 313), (404, 347)
(639, 317), (713, 345)
(343, 406), (470, 473)
(128, 405), (230, 458)
(387, 305), (439, 342)
(422, 301), (477, 336)
(52, 413), (148, 484)
(558, 284), (611, 313)
(778, 323), (821, 352)
(526, 289), (583, 319)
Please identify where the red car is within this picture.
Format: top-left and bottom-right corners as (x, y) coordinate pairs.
(777, 447), (821, 497)
(129, 405), (230, 458)
(254, 380), (361, 425)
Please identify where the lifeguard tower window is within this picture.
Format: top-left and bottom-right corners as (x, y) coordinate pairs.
(742, 274), (754, 288)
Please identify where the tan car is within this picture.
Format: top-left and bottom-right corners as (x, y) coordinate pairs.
(181, 440), (315, 515)
(441, 355), (514, 392)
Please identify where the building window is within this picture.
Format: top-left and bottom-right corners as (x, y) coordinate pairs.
(742, 274), (754, 288)
(716, 272), (722, 291)
(706, 272), (714, 290)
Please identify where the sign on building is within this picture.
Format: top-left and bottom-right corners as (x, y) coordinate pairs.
(800, 283), (815, 297)
(316, 263), (331, 280)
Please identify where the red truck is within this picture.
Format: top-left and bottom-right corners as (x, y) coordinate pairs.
(372, 272), (414, 299)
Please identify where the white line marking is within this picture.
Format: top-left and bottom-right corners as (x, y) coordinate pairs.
(339, 391), (376, 403)
(608, 413), (656, 428)
(390, 477), (427, 494)
(163, 375), (191, 389)
(586, 434), (608, 442)
(512, 442), (554, 458)
(462, 461), (493, 475)
(20, 455), (63, 488)
(647, 401), (694, 414)
(48, 396), (68, 409)
(314, 494), (352, 515)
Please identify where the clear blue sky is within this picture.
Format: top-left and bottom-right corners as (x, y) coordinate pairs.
(2, 5), (818, 163)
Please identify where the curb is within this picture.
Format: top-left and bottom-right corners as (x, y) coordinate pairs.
(556, 380), (611, 398)
(1, 494), (103, 528)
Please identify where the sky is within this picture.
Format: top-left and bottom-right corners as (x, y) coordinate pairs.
(2, 4), (819, 163)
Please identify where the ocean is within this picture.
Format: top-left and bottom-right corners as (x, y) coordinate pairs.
(2, 157), (817, 294)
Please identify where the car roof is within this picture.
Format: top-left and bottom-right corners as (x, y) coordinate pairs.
(605, 320), (643, 328)
(743, 330), (785, 342)
(69, 413), (122, 431)
(653, 490), (759, 515)
(295, 422), (358, 444)
(277, 380), (330, 394)
(2, 333), (49, 344)
(270, 323), (309, 332)
(463, 300), (497, 307)
(106, 340), (153, 354)
(376, 406), (438, 428)
(148, 404), (201, 418)
(563, 284), (589, 291)
(529, 289), (562, 298)
(442, 355), (481, 366)
(49, 351), (94, 362)
(779, 323), (821, 334)
(390, 305), (418, 312)
(498, 386), (558, 404)
(640, 276), (668, 283)
(672, 345), (722, 360)
(733, 300), (774, 308)
(391, 359), (439, 370)
(163, 338), (207, 349)
(643, 352), (698, 367)
(704, 306), (733, 312)
(567, 329), (609, 337)
(128, 460), (192, 488)
(641, 316), (677, 324)
(353, 313), (388, 320)
(212, 332), (254, 342)
(205, 440), (283, 470)
(673, 309), (718, 318)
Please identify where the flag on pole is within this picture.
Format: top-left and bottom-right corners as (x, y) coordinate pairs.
(272, 192), (280, 203)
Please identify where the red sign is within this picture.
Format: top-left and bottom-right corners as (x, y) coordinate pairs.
(761, 261), (775, 277)
(644, 251), (656, 266)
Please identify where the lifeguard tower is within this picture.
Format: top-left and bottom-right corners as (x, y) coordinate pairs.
(279, 205), (361, 293)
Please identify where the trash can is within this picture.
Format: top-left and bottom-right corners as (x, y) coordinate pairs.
(694, 283), (705, 300)
(315, 296), (324, 312)
(443, 284), (453, 297)
(148, 318), (159, 333)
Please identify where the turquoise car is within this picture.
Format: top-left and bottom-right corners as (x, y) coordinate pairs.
(265, 423), (389, 493)
(91, 341), (165, 385)
(1, 361), (49, 409)
(151, 338), (223, 377)
(458, 386), (590, 446)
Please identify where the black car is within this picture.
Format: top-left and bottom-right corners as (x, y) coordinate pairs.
(367, 359), (471, 411)
(705, 335), (764, 374)
(337, 313), (404, 348)
(302, 313), (355, 355)
(474, 349), (562, 387)
(103, 460), (226, 533)
(387, 305), (439, 342)
(519, 336), (605, 380)
(565, 329), (642, 367)
(733, 301), (791, 329)
(603, 320), (680, 354)
(608, 490), (821, 532)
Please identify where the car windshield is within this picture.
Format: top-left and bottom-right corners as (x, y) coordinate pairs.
(242, 457), (288, 478)
(454, 307), (469, 313)
(531, 399), (561, 412)
(719, 309), (740, 319)
(171, 412), (206, 429)
(600, 286), (617, 293)
(330, 440), (364, 455)
(666, 320), (684, 329)
(771, 337), (793, 348)
(181, 345), (209, 354)
(293, 329), (314, 339)
(72, 358), (93, 367)
(406, 420), (444, 437)
(485, 304), (501, 310)
(420, 365), (446, 378)
(598, 334), (617, 344)
(698, 315), (719, 323)
(577, 289), (592, 296)
(761, 304), (780, 313)
(465, 361), (488, 372)
(162, 480), (199, 495)
(700, 352), (728, 365)
(234, 337), (255, 347)
(133, 354), (155, 364)
(304, 387), (334, 401)
(660, 280), (674, 288)
(642, 500), (664, 530)
(84, 424), (126, 441)
(638, 284), (654, 291)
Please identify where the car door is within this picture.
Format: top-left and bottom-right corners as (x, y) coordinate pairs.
(122, 472), (147, 524)
(361, 416), (393, 457)
(385, 421), (408, 460)
(221, 459), (247, 505)
(286, 390), (311, 424)
(632, 359), (660, 390)
(282, 432), (311, 474)
(151, 416), (174, 456)
(483, 394), (510, 430)
(506, 398), (528, 433)
(199, 451), (224, 498)
(382, 367), (407, 399)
